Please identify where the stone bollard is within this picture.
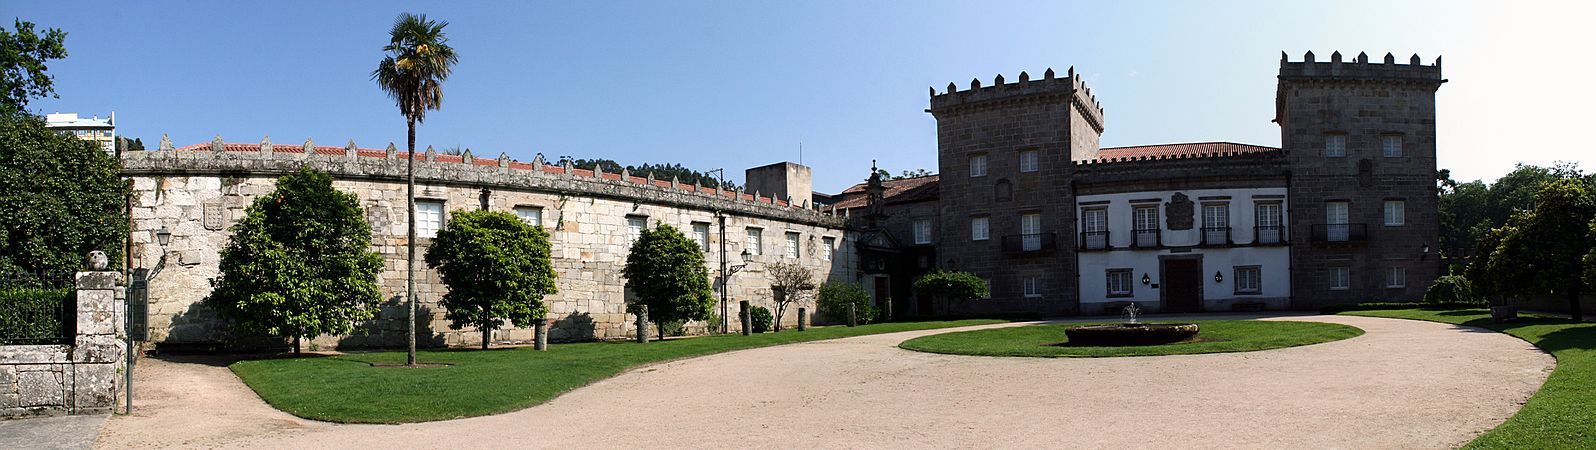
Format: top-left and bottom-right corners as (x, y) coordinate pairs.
(847, 303), (857, 327)
(534, 318), (550, 351)
(797, 307), (807, 331)
(739, 300), (752, 336)
(635, 305), (649, 343)
(884, 297), (893, 322)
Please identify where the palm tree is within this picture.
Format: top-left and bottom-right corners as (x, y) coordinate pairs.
(372, 13), (458, 365)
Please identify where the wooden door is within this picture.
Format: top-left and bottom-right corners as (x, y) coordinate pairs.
(1162, 259), (1203, 313)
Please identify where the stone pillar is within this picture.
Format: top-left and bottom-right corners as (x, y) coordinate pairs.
(534, 319), (549, 351)
(797, 307), (807, 331)
(884, 298), (892, 322)
(634, 305), (648, 343)
(72, 268), (125, 415)
(847, 303), (857, 327)
(739, 300), (751, 336)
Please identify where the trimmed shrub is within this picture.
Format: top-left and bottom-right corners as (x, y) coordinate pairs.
(749, 306), (773, 333)
(0, 287), (72, 344)
(817, 281), (877, 324)
(1424, 275), (1482, 306)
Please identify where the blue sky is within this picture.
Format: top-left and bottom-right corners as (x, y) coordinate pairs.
(8, 1), (1593, 192)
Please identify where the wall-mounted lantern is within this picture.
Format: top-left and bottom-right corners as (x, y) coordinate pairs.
(1141, 273), (1151, 285)
(1214, 271), (1224, 283)
(155, 226), (172, 248)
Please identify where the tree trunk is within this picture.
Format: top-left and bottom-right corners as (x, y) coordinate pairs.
(406, 117), (418, 366)
(294, 335), (301, 357)
(482, 326), (491, 350)
(1570, 287), (1584, 322)
(658, 322), (665, 341)
(774, 303), (785, 333)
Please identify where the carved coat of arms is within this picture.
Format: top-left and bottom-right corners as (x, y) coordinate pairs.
(1165, 192), (1194, 230)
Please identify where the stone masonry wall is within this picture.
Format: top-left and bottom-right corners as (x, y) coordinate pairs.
(0, 270), (126, 417)
(121, 143), (851, 348)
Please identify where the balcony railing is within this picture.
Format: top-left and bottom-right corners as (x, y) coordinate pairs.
(1002, 233), (1057, 253)
(1311, 223), (1368, 244)
(1254, 225), (1285, 245)
(1201, 227), (1231, 246)
(1132, 229), (1160, 248)
(1079, 230), (1109, 250)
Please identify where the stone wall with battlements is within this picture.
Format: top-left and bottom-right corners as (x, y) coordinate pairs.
(121, 139), (853, 348)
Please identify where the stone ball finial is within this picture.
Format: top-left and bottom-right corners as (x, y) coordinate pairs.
(88, 250), (109, 271)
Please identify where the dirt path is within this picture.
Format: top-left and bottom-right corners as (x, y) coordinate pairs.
(96, 315), (1553, 449)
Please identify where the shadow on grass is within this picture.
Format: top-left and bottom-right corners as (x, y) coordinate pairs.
(154, 352), (337, 368)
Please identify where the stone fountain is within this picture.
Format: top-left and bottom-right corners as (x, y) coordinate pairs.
(1064, 302), (1200, 346)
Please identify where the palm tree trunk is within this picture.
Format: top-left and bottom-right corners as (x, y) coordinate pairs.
(406, 117), (418, 365)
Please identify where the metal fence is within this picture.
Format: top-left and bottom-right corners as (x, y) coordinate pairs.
(0, 270), (76, 345)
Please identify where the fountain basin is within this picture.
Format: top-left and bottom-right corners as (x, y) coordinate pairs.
(1065, 323), (1200, 346)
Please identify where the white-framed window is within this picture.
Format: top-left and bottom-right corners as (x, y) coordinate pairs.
(746, 227), (763, 256)
(1235, 266), (1261, 294)
(692, 222), (710, 251)
(416, 200), (445, 238)
(1255, 202), (1283, 244)
(969, 154), (988, 177)
(1019, 150), (1039, 172)
(1325, 201), (1349, 242)
(1106, 269), (1133, 297)
(1325, 134), (1347, 157)
(1082, 208), (1107, 249)
(626, 216), (647, 245)
(785, 232), (800, 258)
(1202, 204), (1229, 245)
(913, 219), (933, 245)
(1382, 135), (1403, 158)
(1386, 267), (1406, 288)
(821, 236), (835, 261)
(971, 216), (990, 241)
(514, 206), (543, 227)
(1330, 267), (1350, 290)
(1383, 200), (1405, 226)
(1020, 213), (1041, 251)
(1133, 205), (1159, 247)
(1023, 276), (1041, 298)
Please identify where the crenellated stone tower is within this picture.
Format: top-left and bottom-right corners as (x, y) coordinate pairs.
(926, 68), (1104, 315)
(1277, 51), (1445, 308)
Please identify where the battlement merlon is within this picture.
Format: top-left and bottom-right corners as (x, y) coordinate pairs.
(927, 67), (1106, 132)
(1278, 51), (1445, 85)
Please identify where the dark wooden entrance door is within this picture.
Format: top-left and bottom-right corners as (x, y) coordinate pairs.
(1162, 259), (1203, 313)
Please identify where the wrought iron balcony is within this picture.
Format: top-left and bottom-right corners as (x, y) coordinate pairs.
(1254, 225), (1285, 245)
(1201, 227), (1231, 246)
(1131, 229), (1160, 248)
(1311, 223), (1368, 245)
(1079, 230), (1109, 251)
(1002, 233), (1057, 253)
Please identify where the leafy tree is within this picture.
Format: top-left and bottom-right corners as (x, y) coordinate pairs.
(764, 261), (815, 331)
(816, 281), (877, 324)
(897, 169), (933, 179)
(0, 19), (68, 115)
(372, 12), (459, 365)
(555, 156), (738, 189)
(1423, 275), (1480, 305)
(914, 270), (988, 314)
(0, 114), (128, 285)
(1512, 179), (1595, 320)
(1465, 223), (1514, 301)
(206, 167), (385, 355)
(623, 224), (715, 340)
(115, 136), (144, 153)
(425, 210), (558, 349)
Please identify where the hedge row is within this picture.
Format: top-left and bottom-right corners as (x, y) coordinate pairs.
(1317, 301), (1480, 314)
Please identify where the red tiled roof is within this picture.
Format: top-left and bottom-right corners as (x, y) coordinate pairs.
(829, 175), (939, 210)
(1096, 142), (1278, 160)
(167, 142), (808, 211)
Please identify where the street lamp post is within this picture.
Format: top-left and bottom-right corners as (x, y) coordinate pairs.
(716, 211), (751, 334)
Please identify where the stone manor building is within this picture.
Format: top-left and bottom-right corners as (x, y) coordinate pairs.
(829, 51), (1444, 316)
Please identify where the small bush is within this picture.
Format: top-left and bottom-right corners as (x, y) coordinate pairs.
(1424, 275), (1482, 306)
(749, 306), (773, 333)
(0, 288), (72, 344)
(817, 282), (878, 324)
(661, 320), (687, 337)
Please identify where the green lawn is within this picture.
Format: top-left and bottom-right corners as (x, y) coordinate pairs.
(897, 320), (1362, 357)
(1340, 309), (1595, 449)
(230, 319), (1001, 424)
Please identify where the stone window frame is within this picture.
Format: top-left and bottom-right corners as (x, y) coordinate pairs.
(1381, 133), (1404, 158)
(690, 221), (711, 252)
(1018, 148), (1040, 173)
(1329, 267), (1351, 290)
(1106, 268), (1134, 298)
(1233, 265), (1262, 295)
(513, 204), (544, 228)
(970, 215), (990, 241)
(415, 198), (447, 239)
(784, 231), (801, 259)
(745, 226), (763, 256)
(969, 153), (989, 178)
(1324, 132), (1348, 158)
(625, 215), (649, 246)
(1386, 266), (1407, 288)
(913, 218), (933, 245)
(821, 236), (836, 261)
(1022, 275), (1041, 298)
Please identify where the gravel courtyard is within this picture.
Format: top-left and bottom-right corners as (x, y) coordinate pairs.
(96, 315), (1552, 449)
